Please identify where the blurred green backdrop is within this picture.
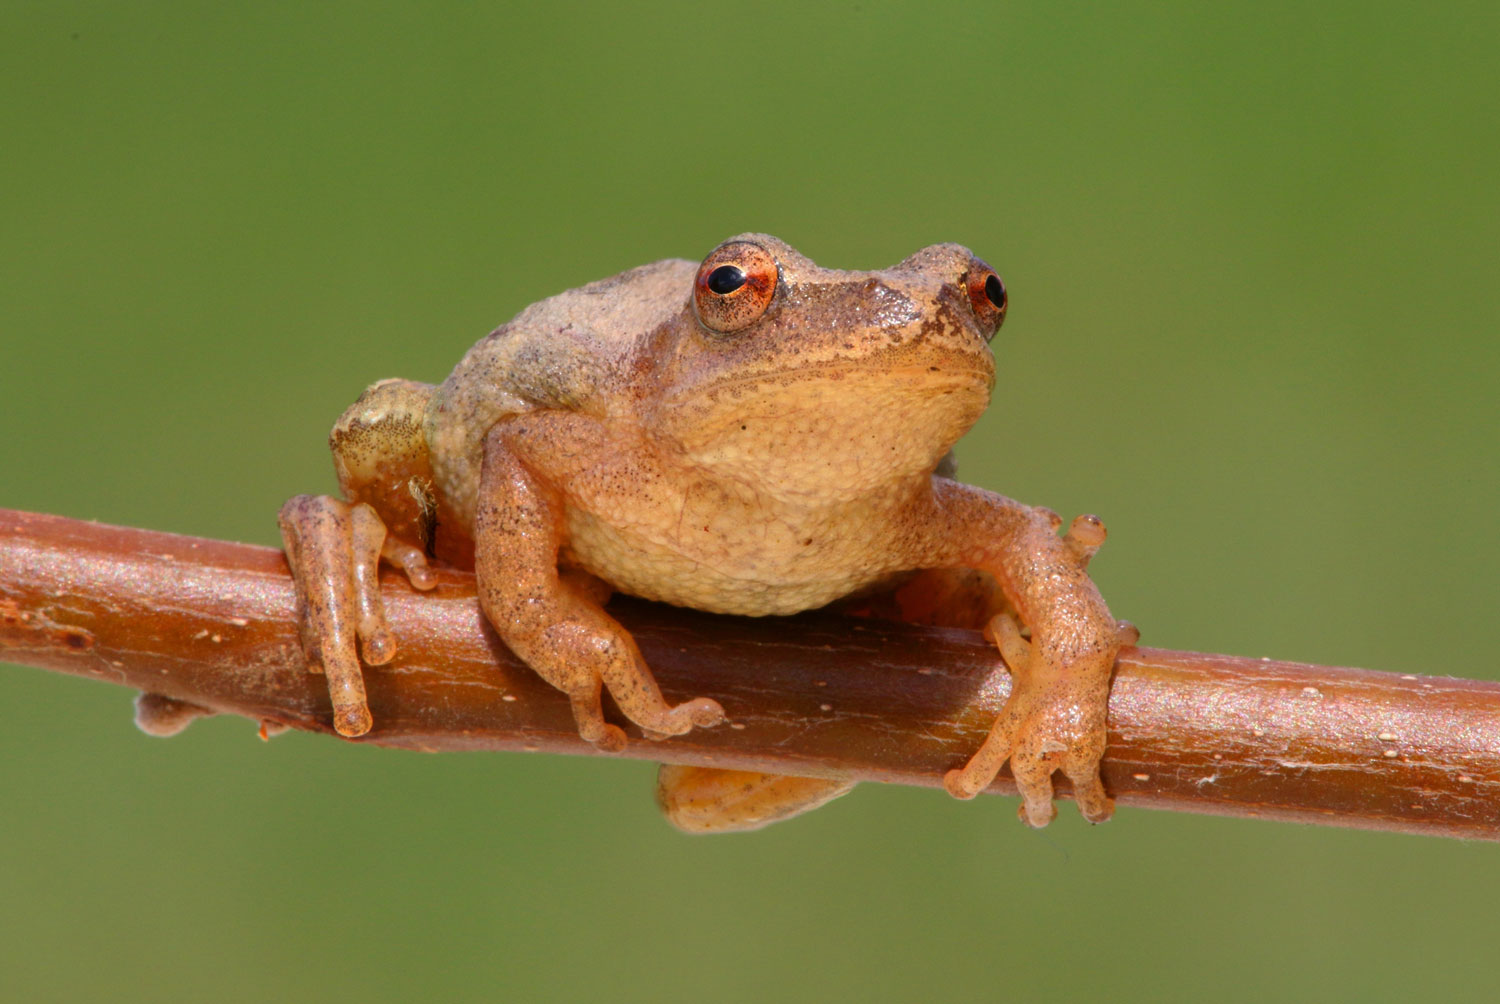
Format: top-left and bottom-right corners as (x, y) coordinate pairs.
(2, 2), (1497, 1001)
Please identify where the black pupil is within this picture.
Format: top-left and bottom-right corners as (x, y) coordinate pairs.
(707, 264), (747, 295)
(984, 273), (1005, 310)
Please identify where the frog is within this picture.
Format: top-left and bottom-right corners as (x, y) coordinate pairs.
(276, 233), (1132, 831)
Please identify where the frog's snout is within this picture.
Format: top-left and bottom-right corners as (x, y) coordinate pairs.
(894, 243), (1007, 343)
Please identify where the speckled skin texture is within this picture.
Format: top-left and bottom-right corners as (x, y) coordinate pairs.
(279, 234), (1128, 829)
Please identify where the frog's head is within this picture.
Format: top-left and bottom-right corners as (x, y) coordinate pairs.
(648, 234), (1003, 501)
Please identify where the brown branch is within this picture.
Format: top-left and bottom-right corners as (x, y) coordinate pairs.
(2, 507), (1497, 840)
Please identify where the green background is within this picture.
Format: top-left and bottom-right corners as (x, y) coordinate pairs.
(3, 2), (1497, 1001)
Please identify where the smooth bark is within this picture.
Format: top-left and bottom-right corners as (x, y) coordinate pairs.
(2, 508), (1496, 840)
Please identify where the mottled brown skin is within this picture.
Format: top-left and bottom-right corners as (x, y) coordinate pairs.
(278, 234), (1129, 829)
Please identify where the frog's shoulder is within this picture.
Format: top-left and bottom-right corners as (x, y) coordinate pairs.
(435, 257), (694, 421)
(424, 258), (694, 519)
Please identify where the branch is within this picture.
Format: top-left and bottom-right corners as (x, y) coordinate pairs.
(2, 508), (1496, 840)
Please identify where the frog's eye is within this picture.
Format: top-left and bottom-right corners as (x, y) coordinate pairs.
(963, 262), (1007, 337)
(694, 241), (779, 333)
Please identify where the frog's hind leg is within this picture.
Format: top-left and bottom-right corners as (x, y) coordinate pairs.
(279, 380), (440, 736)
(657, 766), (856, 834)
(653, 567), (1013, 834)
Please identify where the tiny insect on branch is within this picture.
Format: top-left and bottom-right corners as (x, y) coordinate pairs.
(2, 508), (1497, 840)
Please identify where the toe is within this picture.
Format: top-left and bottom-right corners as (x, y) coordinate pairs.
(986, 614), (1031, 674)
(943, 768), (984, 800)
(1011, 748), (1059, 827)
(1065, 763), (1115, 824)
(686, 697), (726, 728)
(593, 724), (628, 753)
(360, 627), (396, 666)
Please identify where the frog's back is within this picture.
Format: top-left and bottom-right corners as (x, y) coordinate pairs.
(426, 257), (694, 526)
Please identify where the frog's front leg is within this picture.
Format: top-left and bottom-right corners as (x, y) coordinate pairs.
(916, 479), (1131, 826)
(473, 421), (725, 751)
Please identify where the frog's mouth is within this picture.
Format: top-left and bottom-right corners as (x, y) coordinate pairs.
(676, 354), (994, 400)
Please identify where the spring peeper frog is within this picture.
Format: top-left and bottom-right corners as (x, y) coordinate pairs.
(277, 234), (1131, 830)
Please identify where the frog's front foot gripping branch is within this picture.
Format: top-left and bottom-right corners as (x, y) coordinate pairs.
(278, 495), (437, 736)
(943, 514), (1137, 827)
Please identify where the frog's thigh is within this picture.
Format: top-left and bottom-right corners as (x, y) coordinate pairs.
(657, 765), (856, 834)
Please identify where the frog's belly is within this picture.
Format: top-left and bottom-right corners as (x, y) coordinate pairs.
(562, 506), (890, 617)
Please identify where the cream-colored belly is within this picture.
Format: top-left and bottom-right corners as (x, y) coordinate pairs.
(561, 504), (896, 617)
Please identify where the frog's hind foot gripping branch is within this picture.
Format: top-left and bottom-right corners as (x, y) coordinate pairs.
(278, 494), (436, 737)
